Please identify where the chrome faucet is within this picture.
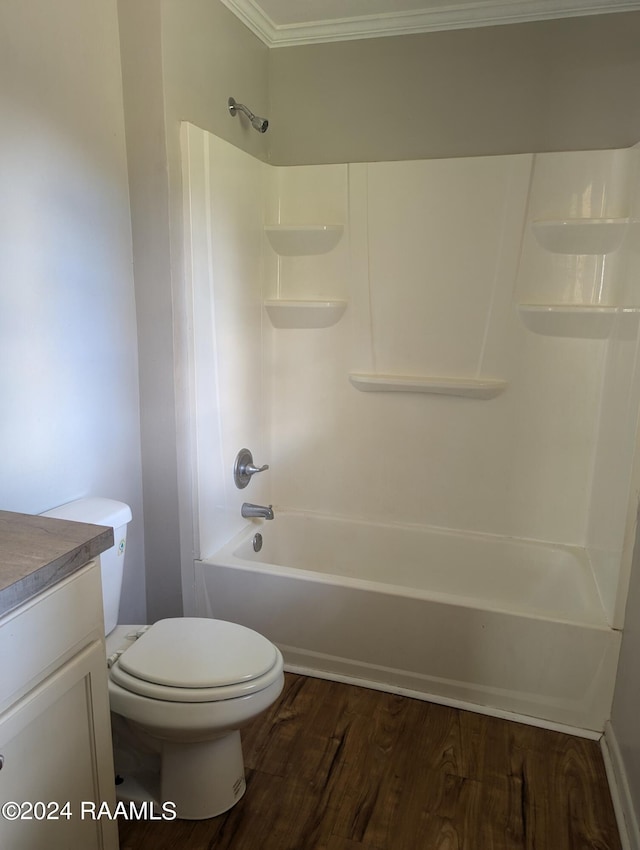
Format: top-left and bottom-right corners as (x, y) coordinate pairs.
(241, 502), (274, 520)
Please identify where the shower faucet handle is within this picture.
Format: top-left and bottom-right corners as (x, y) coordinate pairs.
(234, 448), (269, 489)
(246, 462), (269, 475)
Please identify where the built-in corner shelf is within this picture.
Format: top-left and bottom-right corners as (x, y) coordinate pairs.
(264, 225), (344, 256)
(265, 299), (347, 329)
(532, 218), (630, 255)
(518, 304), (640, 338)
(348, 373), (507, 399)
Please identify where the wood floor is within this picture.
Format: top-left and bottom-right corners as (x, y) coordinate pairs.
(118, 673), (621, 850)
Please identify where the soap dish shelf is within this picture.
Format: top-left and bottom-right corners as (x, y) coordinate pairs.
(531, 218), (631, 254)
(518, 304), (640, 338)
(264, 225), (344, 256)
(265, 299), (347, 329)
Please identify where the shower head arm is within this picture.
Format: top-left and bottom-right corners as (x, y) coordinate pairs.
(228, 97), (269, 134)
(228, 97), (254, 121)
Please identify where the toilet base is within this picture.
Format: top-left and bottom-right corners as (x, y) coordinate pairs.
(161, 730), (246, 819)
(113, 715), (247, 820)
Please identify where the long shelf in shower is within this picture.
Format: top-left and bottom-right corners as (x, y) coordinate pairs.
(348, 373), (507, 399)
(265, 299), (347, 328)
(264, 224), (344, 256)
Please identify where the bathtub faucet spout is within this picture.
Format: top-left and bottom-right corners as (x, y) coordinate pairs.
(241, 502), (274, 520)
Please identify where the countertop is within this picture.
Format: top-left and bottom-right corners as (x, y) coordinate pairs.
(0, 511), (114, 618)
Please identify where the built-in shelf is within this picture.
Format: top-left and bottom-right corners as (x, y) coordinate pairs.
(265, 299), (347, 329)
(532, 218), (630, 255)
(348, 373), (507, 399)
(518, 304), (640, 338)
(264, 225), (344, 256)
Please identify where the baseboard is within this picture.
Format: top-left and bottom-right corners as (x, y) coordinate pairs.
(601, 721), (640, 850)
(283, 661), (601, 741)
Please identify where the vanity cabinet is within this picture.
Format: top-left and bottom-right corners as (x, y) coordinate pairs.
(0, 523), (119, 850)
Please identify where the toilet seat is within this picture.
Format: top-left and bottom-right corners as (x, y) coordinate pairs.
(109, 618), (282, 703)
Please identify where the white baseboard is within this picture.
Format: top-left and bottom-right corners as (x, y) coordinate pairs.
(601, 721), (640, 850)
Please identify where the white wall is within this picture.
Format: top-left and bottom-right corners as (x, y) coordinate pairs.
(0, 0), (145, 622)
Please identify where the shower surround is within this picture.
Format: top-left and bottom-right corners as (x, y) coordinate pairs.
(181, 123), (640, 730)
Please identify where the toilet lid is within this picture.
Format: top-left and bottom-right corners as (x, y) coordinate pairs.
(117, 618), (278, 689)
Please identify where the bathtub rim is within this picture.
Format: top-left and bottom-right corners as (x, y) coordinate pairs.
(202, 509), (610, 631)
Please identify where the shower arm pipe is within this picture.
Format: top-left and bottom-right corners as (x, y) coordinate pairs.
(227, 97), (269, 133)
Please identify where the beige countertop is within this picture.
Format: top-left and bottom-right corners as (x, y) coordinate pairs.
(0, 511), (113, 618)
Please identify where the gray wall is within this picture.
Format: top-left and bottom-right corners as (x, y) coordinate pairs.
(0, 0), (146, 622)
(269, 12), (640, 165)
(162, 0), (270, 162)
(118, 0), (183, 622)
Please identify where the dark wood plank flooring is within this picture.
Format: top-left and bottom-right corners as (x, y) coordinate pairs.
(118, 673), (621, 850)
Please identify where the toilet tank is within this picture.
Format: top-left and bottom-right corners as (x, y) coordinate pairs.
(41, 497), (133, 636)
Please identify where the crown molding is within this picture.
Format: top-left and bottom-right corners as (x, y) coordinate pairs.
(218, 0), (640, 47)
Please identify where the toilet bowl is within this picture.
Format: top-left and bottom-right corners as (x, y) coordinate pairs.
(42, 498), (285, 820)
(107, 618), (284, 819)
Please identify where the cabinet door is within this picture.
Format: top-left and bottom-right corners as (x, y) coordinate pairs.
(0, 640), (118, 850)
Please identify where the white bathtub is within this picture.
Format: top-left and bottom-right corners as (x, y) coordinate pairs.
(196, 511), (620, 732)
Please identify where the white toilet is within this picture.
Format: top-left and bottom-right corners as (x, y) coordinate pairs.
(42, 497), (285, 820)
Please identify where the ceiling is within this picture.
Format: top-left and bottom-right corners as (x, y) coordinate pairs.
(218, 0), (640, 46)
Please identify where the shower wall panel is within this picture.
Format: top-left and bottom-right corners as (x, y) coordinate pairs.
(582, 144), (640, 626)
(268, 156), (609, 548)
(182, 124), (271, 557)
(512, 145), (640, 626)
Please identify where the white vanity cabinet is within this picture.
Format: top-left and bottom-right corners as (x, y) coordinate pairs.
(0, 554), (119, 850)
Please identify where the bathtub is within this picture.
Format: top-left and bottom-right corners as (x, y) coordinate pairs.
(196, 511), (620, 732)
